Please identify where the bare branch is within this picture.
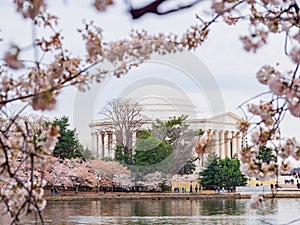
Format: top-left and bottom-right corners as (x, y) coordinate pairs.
(101, 98), (145, 154)
(129, 0), (203, 19)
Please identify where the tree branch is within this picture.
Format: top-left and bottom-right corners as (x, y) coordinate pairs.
(129, 0), (203, 20)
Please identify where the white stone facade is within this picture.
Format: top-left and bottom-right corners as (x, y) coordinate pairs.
(89, 112), (243, 162)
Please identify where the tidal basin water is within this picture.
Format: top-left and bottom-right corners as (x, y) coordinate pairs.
(6, 198), (300, 224)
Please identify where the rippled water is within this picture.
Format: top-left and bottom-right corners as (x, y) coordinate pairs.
(2, 198), (300, 224)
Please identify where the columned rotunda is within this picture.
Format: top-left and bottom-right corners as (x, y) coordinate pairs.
(89, 97), (243, 165)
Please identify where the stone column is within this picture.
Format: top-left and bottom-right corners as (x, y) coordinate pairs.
(107, 132), (112, 158)
(225, 131), (231, 158)
(91, 132), (95, 156)
(213, 130), (219, 156)
(231, 131), (237, 157)
(95, 131), (99, 159)
(219, 130), (225, 158)
(104, 132), (108, 158)
(131, 131), (136, 148)
(111, 133), (115, 159)
(100, 132), (105, 158)
(236, 132), (242, 155)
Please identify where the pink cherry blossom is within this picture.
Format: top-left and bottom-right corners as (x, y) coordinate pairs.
(290, 47), (300, 64)
(93, 0), (114, 12)
(279, 160), (293, 172)
(287, 95), (300, 117)
(268, 75), (289, 96)
(31, 91), (57, 111)
(256, 65), (275, 85)
(3, 1), (300, 223)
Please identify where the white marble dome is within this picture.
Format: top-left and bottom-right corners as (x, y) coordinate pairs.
(136, 96), (198, 121)
(125, 84), (200, 121)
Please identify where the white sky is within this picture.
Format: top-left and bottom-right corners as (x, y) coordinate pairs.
(1, 0), (299, 146)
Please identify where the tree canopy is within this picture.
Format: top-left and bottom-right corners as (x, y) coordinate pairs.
(115, 116), (196, 177)
(52, 116), (83, 159)
(257, 145), (277, 164)
(200, 154), (247, 190)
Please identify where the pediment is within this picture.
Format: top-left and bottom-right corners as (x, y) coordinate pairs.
(208, 112), (242, 125)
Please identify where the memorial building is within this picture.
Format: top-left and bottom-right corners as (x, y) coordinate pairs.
(89, 96), (243, 170)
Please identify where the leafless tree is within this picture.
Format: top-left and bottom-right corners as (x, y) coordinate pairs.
(101, 99), (145, 159)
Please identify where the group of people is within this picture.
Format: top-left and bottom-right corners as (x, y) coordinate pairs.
(214, 186), (226, 194)
(173, 183), (199, 193)
(273, 179), (300, 189)
(284, 179), (296, 185)
(51, 186), (59, 195)
(270, 183), (281, 190)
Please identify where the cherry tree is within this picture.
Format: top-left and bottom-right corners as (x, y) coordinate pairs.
(43, 157), (95, 189)
(113, 173), (134, 190)
(11, 156), (96, 191)
(64, 158), (95, 188)
(1, 0), (300, 223)
(43, 157), (74, 188)
(90, 159), (131, 180)
(0, 1), (192, 222)
(135, 171), (164, 191)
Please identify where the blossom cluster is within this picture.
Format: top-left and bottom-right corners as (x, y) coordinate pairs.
(1, 179), (46, 221)
(238, 64), (300, 177)
(239, 146), (278, 180)
(3, 0), (300, 222)
(0, 114), (59, 223)
(0, 0), (211, 223)
(211, 0), (300, 177)
(93, 0), (114, 12)
(79, 22), (210, 78)
(211, 1), (300, 53)
(194, 130), (214, 155)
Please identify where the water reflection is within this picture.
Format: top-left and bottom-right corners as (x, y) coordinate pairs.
(1, 198), (300, 224)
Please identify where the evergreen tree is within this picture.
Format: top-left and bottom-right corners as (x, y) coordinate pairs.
(199, 154), (222, 190)
(52, 116), (82, 159)
(257, 145), (277, 164)
(114, 144), (131, 164)
(218, 157), (248, 191)
(200, 154), (247, 190)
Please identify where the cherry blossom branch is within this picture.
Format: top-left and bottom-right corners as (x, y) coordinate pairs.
(129, 0), (204, 19)
(3, 0), (300, 222)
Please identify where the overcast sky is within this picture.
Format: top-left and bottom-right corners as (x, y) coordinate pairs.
(1, 0), (298, 146)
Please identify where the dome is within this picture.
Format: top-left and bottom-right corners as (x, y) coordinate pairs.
(124, 84), (199, 121)
(137, 96), (198, 121)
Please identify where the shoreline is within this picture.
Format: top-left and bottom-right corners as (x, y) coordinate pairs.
(44, 190), (300, 201)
